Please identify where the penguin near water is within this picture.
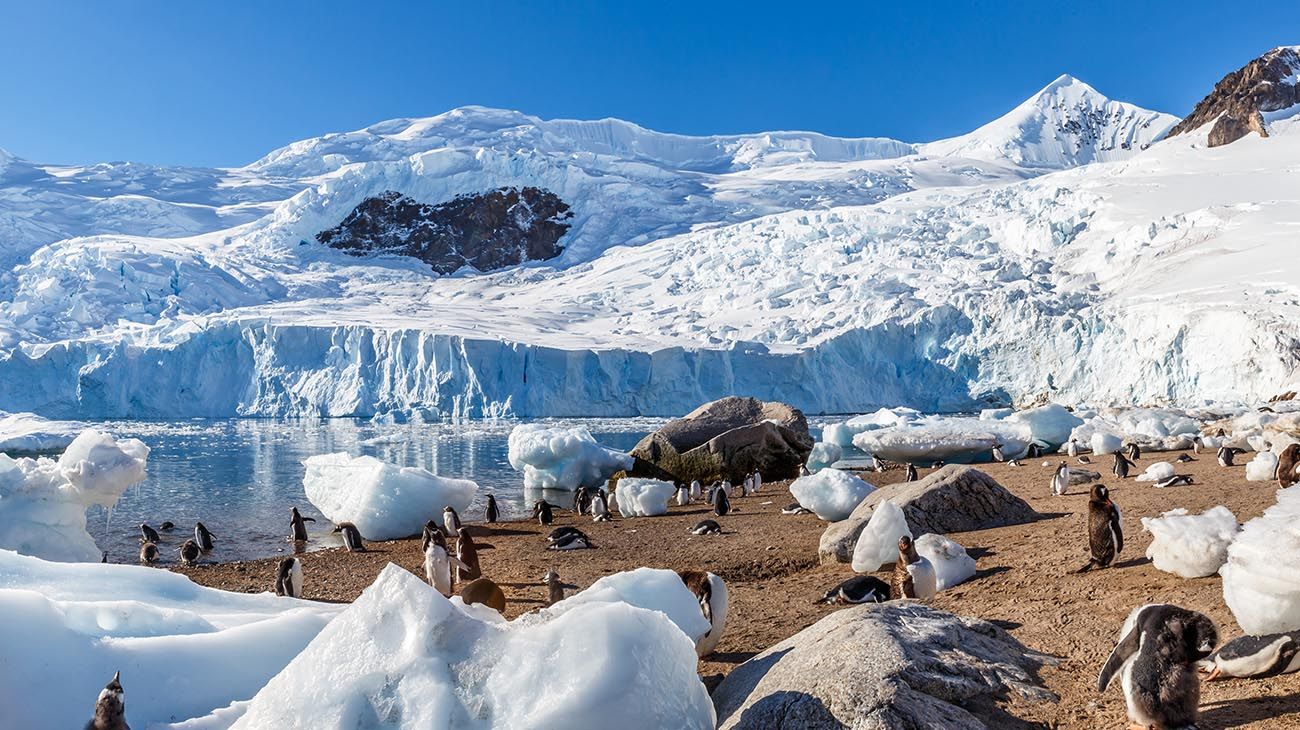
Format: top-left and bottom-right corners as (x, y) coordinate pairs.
(817, 575), (891, 605)
(138, 524), (160, 545)
(904, 463), (918, 482)
(1198, 630), (1300, 680)
(1278, 444), (1300, 488)
(423, 531), (470, 596)
(85, 671), (129, 730)
(689, 519), (722, 535)
(1112, 452), (1133, 479)
(443, 506), (463, 536)
(194, 522), (216, 551)
(1077, 484), (1123, 572)
(892, 535), (937, 600)
(485, 494), (500, 523)
(333, 522), (365, 552)
(1098, 603), (1218, 730)
(677, 570), (729, 657)
(713, 486), (731, 517)
(455, 527), (481, 582)
(274, 557), (303, 598)
(532, 500), (554, 526)
(289, 507), (315, 542)
(1051, 461), (1070, 496)
(178, 539), (201, 567)
(138, 542), (158, 565)
(420, 520), (445, 553)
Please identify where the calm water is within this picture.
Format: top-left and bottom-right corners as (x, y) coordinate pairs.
(79, 417), (666, 563)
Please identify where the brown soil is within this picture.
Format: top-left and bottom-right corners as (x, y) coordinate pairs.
(173, 451), (1300, 728)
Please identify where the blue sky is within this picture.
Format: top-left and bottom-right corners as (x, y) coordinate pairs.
(0, 1), (1289, 167)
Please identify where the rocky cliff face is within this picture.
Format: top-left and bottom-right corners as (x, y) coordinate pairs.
(1168, 46), (1300, 147)
(317, 187), (572, 273)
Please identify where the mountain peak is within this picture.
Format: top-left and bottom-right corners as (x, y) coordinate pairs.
(1167, 45), (1300, 147)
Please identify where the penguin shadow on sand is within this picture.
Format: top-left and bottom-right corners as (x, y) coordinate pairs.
(1107, 555), (1151, 570)
(962, 546), (1014, 582)
(1199, 691), (1300, 728)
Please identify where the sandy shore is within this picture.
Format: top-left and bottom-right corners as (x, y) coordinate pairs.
(173, 450), (1300, 728)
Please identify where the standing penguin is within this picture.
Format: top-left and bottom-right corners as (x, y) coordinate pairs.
(591, 491), (611, 522)
(1026, 442), (1042, 459)
(676, 483), (690, 506)
(1112, 452), (1133, 479)
(1198, 630), (1300, 680)
(194, 522), (216, 551)
(872, 455), (886, 472)
(1078, 484), (1123, 572)
(752, 470), (762, 494)
(423, 531), (469, 597)
(677, 570), (729, 657)
(713, 486), (731, 517)
(1067, 439), (1081, 458)
(893, 535), (937, 600)
(533, 500), (554, 526)
(485, 494), (499, 523)
(1051, 461), (1070, 497)
(543, 568), (579, 606)
(443, 506), (463, 536)
(991, 444), (1006, 463)
(289, 507), (315, 542)
(138, 542), (158, 565)
(138, 524), (160, 545)
(1192, 435), (1203, 454)
(1098, 604), (1218, 730)
(85, 671), (129, 730)
(455, 527), (481, 582)
(1218, 445), (1239, 467)
(689, 480), (701, 500)
(420, 520), (445, 554)
(904, 463), (918, 482)
(178, 539), (200, 567)
(274, 557), (303, 598)
(1278, 444), (1300, 488)
(333, 522), (365, 552)
(1125, 442), (1141, 461)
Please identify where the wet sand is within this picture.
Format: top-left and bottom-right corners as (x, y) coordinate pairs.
(173, 450), (1300, 728)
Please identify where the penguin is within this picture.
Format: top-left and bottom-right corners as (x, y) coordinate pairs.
(1051, 461), (1070, 496)
(1175, 453), (1195, 464)
(543, 568), (578, 606)
(485, 494), (500, 523)
(904, 463), (918, 482)
(1098, 604), (1218, 730)
(138, 542), (158, 565)
(1008, 459), (1023, 467)
(781, 503), (813, 515)
(713, 486), (731, 517)
(101, 550), (108, 564)
(274, 557), (303, 598)
(194, 522), (216, 551)
(892, 535), (937, 600)
(1218, 445), (1239, 467)
(1125, 442), (1141, 461)
(1077, 484), (1123, 572)
(572, 486), (594, 516)
(423, 531), (470, 596)
(720, 480), (733, 497)
(590, 491), (611, 522)
(85, 670), (129, 730)
(817, 575), (891, 605)
(532, 500), (554, 526)
(799, 464), (811, 477)
(1026, 442), (1042, 459)
(1155, 474), (1194, 489)
(548, 530), (594, 550)
(1076, 455), (1091, 465)
(547, 526), (583, 544)
(138, 524), (160, 545)
(872, 455), (886, 472)
(677, 570), (729, 657)
(333, 522), (365, 552)
(443, 506), (462, 536)
(420, 520), (446, 553)
(459, 577), (507, 613)
(752, 470), (762, 493)
(690, 519), (723, 535)
(1278, 443), (1300, 488)
(178, 539), (200, 567)
(1112, 452), (1133, 479)
(289, 507), (315, 542)
(455, 527), (481, 582)
(689, 480), (701, 500)
(1192, 436), (1203, 455)
(159, 521), (175, 531)
(1067, 439), (1081, 458)
(676, 484), (690, 506)
(991, 444), (1006, 463)
(1197, 630), (1300, 680)
(740, 475), (752, 497)
(932, 460), (945, 469)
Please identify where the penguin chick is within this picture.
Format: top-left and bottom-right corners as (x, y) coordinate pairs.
(86, 670), (129, 730)
(543, 568), (578, 606)
(138, 542), (158, 565)
(455, 527), (481, 582)
(892, 535), (936, 600)
(177, 539), (200, 567)
(1098, 604), (1218, 730)
(1278, 444), (1300, 488)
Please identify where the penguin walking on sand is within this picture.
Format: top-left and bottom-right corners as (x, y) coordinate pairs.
(689, 480), (701, 500)
(713, 486), (731, 517)
(1077, 484), (1123, 572)
(548, 530), (594, 550)
(690, 519), (723, 535)
(274, 557), (303, 598)
(194, 522), (216, 552)
(1278, 444), (1300, 488)
(85, 671), (129, 730)
(992, 444), (1006, 463)
(178, 539), (200, 567)
(289, 507), (315, 542)
(1112, 452), (1133, 479)
(817, 575), (891, 605)
(459, 577), (507, 613)
(677, 570), (729, 657)
(138, 542), (158, 565)
(591, 491), (611, 522)
(1098, 603), (1218, 730)
(1198, 630), (1300, 680)
(443, 506), (463, 536)
(1218, 446), (1240, 467)
(1125, 442), (1141, 461)
(676, 484), (690, 506)
(1051, 461), (1070, 497)
(1067, 439), (1081, 458)
(533, 500), (554, 526)
(904, 463), (918, 483)
(456, 527), (481, 582)
(485, 494), (500, 523)
(423, 531), (470, 597)
(138, 524), (160, 545)
(543, 568), (579, 606)
(334, 522), (365, 552)
(893, 535), (936, 600)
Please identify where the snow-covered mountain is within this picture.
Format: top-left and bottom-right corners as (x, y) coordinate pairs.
(2, 60), (1296, 420)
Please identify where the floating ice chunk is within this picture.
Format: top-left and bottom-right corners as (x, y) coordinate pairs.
(544, 567), (711, 644)
(1003, 404), (1082, 448)
(1141, 506), (1239, 578)
(615, 478), (675, 517)
(507, 424), (633, 490)
(1246, 451), (1280, 481)
(821, 408), (919, 448)
(913, 533), (976, 590)
(1135, 462), (1176, 482)
(302, 453), (476, 540)
(851, 500), (912, 573)
(0, 429), (149, 562)
(1222, 487), (1300, 634)
(1090, 432), (1123, 455)
(0, 411), (84, 453)
(233, 564), (715, 730)
(805, 441), (844, 472)
(789, 468), (875, 521)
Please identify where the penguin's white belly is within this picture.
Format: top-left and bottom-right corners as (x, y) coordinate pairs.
(425, 549), (453, 594)
(908, 558), (938, 600)
(288, 562), (303, 598)
(1119, 657), (1157, 727)
(695, 573), (729, 657)
(1219, 637), (1290, 677)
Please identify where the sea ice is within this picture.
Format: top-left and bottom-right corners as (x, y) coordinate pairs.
(821, 408), (919, 448)
(851, 500), (912, 573)
(788, 468), (875, 521)
(1221, 487), (1300, 633)
(302, 453), (477, 540)
(507, 424), (633, 490)
(914, 533), (977, 590)
(1141, 506), (1239, 578)
(614, 478), (675, 517)
(805, 441), (844, 472)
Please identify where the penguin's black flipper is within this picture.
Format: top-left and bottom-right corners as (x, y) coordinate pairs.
(1098, 622), (1142, 692)
(303, 517), (316, 522)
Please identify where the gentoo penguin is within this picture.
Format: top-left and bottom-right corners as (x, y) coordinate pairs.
(138, 524), (160, 545)
(178, 539), (200, 567)
(194, 522), (216, 551)
(485, 494), (499, 523)
(740, 475), (752, 497)
(677, 570), (729, 657)
(289, 507), (314, 542)
(547, 526), (583, 544)
(690, 519), (723, 535)
(1125, 442), (1141, 461)
(1175, 453), (1196, 464)
(573, 486), (595, 515)
(590, 491), (611, 522)
(543, 568), (578, 606)
(1155, 474), (1194, 488)
(1067, 439), (1081, 458)
(991, 444), (1006, 463)
(548, 530), (594, 550)
(1218, 445), (1239, 467)
(872, 455), (886, 472)
(1198, 630), (1300, 680)
(892, 535), (937, 600)
(158, 521), (175, 531)
(817, 575), (891, 605)
(533, 500), (554, 526)
(85, 671), (129, 730)
(1192, 436), (1203, 454)
(1008, 459), (1023, 467)
(420, 520), (445, 553)
(333, 522), (365, 552)
(443, 506), (463, 536)
(713, 486), (731, 516)
(1026, 442), (1042, 459)
(752, 470), (762, 493)
(1078, 484), (1123, 572)
(799, 464), (811, 477)
(932, 460), (945, 469)
(1098, 604), (1218, 730)
(423, 531), (469, 596)
(1112, 452), (1133, 479)
(138, 542), (158, 565)
(676, 484), (690, 506)
(904, 463), (918, 482)
(455, 527), (481, 582)
(1278, 444), (1300, 488)
(459, 577), (507, 613)
(781, 503), (813, 515)
(689, 480), (702, 500)
(1051, 461), (1070, 496)
(1076, 455), (1091, 464)
(274, 557), (303, 598)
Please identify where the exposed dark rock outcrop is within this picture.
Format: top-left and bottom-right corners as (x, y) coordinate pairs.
(316, 187), (572, 273)
(1167, 46), (1300, 147)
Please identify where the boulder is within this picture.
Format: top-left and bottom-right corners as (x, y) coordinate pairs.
(820, 465), (1037, 564)
(712, 602), (1056, 729)
(628, 397), (813, 484)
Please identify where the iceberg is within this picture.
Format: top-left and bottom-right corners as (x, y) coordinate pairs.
(0, 411), (84, 453)
(805, 441), (844, 472)
(303, 453), (477, 540)
(507, 424), (633, 491)
(615, 478), (675, 518)
(1141, 506), (1239, 578)
(788, 468), (875, 521)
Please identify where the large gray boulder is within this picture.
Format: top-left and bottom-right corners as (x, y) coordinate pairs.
(627, 397), (813, 484)
(819, 465), (1037, 564)
(713, 602), (1056, 729)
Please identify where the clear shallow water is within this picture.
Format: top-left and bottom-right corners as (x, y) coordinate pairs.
(82, 417), (666, 563)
